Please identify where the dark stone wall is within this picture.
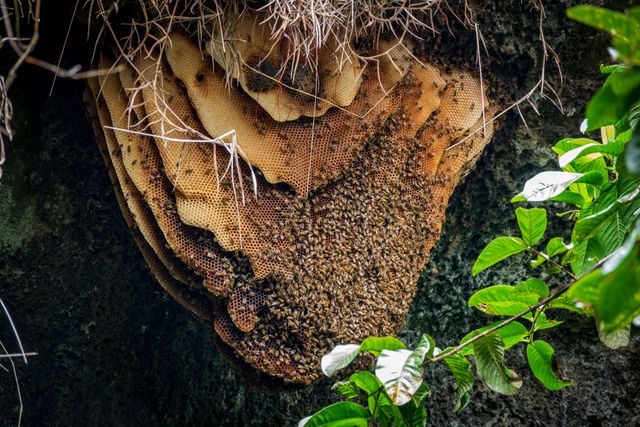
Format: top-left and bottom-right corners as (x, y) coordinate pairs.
(0, 1), (638, 425)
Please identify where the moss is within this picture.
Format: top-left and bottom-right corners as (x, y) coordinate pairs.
(0, 0), (639, 425)
(0, 187), (36, 252)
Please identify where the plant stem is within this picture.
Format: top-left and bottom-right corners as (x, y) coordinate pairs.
(529, 248), (578, 281)
(528, 308), (542, 344)
(430, 280), (575, 362)
(369, 387), (384, 426)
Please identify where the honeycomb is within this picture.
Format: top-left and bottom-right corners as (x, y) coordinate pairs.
(86, 22), (495, 385)
(84, 89), (214, 321)
(206, 10), (364, 122)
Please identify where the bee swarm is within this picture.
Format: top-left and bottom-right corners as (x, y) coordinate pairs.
(85, 18), (494, 385)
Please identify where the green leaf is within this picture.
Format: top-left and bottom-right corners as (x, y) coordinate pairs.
(533, 312), (563, 332)
(473, 334), (522, 396)
(299, 402), (369, 427)
(552, 138), (598, 156)
(413, 382), (430, 407)
(631, 6), (640, 24)
(322, 337), (408, 377)
(516, 278), (549, 299)
(526, 340), (572, 391)
(573, 203), (622, 243)
(369, 393), (396, 427)
(559, 141), (626, 168)
(468, 284), (541, 316)
(584, 69), (640, 130)
(569, 224), (640, 331)
(397, 382), (430, 427)
(547, 297), (589, 316)
(334, 381), (361, 399)
(609, 67), (640, 95)
(570, 237), (605, 277)
(416, 334), (436, 358)
(321, 344), (362, 377)
(573, 184), (640, 244)
(612, 40), (640, 65)
(444, 354), (473, 412)
(593, 179), (640, 255)
(546, 265), (564, 276)
(565, 153), (608, 182)
(617, 180), (640, 204)
(375, 335), (432, 406)
(549, 191), (586, 207)
(596, 213), (627, 257)
(459, 321), (529, 356)
(625, 127), (640, 176)
(472, 237), (528, 276)
(546, 237), (572, 257)
(593, 241), (640, 331)
(515, 208), (547, 246)
(396, 404), (426, 427)
(561, 249), (576, 266)
(616, 128), (634, 144)
(530, 254), (547, 268)
(630, 101), (640, 129)
(567, 6), (639, 42)
(350, 371), (383, 395)
(600, 64), (622, 74)
(361, 337), (407, 355)
(516, 171), (604, 202)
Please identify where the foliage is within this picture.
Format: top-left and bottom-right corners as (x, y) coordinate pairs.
(300, 5), (640, 426)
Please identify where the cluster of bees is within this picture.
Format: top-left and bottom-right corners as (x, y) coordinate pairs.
(85, 14), (494, 385)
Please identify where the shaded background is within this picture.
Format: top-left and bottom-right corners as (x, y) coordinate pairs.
(0, 0), (638, 425)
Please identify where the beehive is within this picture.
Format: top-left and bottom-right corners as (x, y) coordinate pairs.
(85, 18), (494, 384)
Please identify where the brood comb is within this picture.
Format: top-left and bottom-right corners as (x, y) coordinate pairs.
(86, 17), (495, 385)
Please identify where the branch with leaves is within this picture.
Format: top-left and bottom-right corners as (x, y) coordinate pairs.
(299, 5), (640, 427)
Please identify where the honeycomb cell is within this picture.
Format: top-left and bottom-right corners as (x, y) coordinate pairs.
(86, 24), (494, 384)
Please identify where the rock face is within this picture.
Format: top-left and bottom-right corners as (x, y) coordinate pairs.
(0, 0), (638, 426)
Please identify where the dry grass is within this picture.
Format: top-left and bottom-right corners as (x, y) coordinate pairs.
(0, 0), (118, 180)
(86, 0), (563, 153)
(0, 2), (35, 423)
(447, 0), (563, 153)
(83, 0), (565, 221)
(91, 0), (445, 78)
(0, 0), (30, 181)
(87, 0), (457, 122)
(0, 2), (53, 424)
(0, 297), (35, 427)
(86, 0), (453, 203)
